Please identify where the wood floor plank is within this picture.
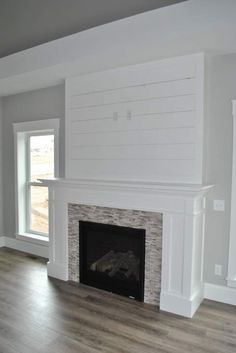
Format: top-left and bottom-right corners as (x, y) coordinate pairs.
(0, 247), (236, 353)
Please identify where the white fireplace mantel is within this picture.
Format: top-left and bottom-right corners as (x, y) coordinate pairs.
(41, 178), (212, 318)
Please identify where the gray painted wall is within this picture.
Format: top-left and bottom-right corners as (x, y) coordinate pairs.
(204, 53), (236, 285)
(2, 84), (65, 238)
(0, 99), (3, 236)
(1, 53), (236, 288)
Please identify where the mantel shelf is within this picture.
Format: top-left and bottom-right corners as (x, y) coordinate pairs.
(39, 178), (213, 197)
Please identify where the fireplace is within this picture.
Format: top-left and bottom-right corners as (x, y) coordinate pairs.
(43, 180), (210, 317)
(68, 204), (162, 305)
(79, 221), (145, 301)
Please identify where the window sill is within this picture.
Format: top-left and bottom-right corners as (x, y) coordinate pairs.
(16, 233), (49, 247)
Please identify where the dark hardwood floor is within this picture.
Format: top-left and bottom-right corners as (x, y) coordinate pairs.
(0, 247), (236, 353)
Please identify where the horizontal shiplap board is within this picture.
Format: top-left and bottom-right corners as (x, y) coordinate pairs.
(66, 54), (204, 183)
(70, 144), (195, 161)
(68, 159), (196, 181)
(68, 56), (196, 96)
(70, 128), (196, 147)
(69, 95), (195, 121)
(70, 111), (195, 134)
(70, 78), (195, 109)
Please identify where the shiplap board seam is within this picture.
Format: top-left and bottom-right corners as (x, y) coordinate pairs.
(71, 109), (195, 122)
(69, 95), (195, 112)
(71, 115), (195, 124)
(71, 158), (195, 161)
(70, 77), (195, 97)
(70, 146), (195, 160)
(70, 129), (196, 146)
(69, 100), (196, 120)
(70, 94), (195, 110)
(70, 120), (196, 134)
(68, 57), (197, 95)
(71, 127), (195, 136)
(71, 143), (196, 147)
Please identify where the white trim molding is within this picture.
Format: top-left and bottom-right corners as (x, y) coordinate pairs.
(227, 100), (236, 289)
(0, 236), (48, 258)
(204, 283), (236, 306)
(16, 233), (49, 247)
(42, 178), (212, 318)
(13, 118), (60, 241)
(161, 285), (204, 318)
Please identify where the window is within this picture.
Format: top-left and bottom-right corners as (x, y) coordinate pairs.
(27, 133), (54, 235)
(14, 119), (59, 243)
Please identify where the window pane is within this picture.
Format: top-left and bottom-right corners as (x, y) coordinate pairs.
(30, 135), (54, 181)
(30, 186), (48, 234)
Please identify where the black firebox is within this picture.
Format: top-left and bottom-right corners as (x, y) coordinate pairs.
(79, 221), (145, 301)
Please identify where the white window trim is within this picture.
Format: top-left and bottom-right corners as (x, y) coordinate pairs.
(14, 118), (60, 246)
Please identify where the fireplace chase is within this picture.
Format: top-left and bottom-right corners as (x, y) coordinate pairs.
(79, 221), (145, 301)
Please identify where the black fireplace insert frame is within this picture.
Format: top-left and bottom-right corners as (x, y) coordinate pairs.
(79, 221), (145, 301)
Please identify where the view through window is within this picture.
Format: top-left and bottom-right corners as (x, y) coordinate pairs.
(28, 134), (54, 235)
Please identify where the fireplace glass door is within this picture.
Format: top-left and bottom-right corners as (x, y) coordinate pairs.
(79, 221), (145, 301)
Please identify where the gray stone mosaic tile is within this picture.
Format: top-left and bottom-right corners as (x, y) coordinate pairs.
(68, 204), (162, 305)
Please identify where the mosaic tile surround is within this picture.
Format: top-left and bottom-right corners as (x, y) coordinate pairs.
(68, 204), (162, 305)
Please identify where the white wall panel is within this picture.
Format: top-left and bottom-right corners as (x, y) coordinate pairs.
(68, 57), (196, 96)
(69, 79), (195, 109)
(70, 144), (195, 161)
(68, 160), (196, 182)
(69, 95), (195, 121)
(66, 54), (204, 183)
(70, 111), (195, 134)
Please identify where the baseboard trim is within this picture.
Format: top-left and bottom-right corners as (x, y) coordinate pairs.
(47, 261), (68, 281)
(160, 286), (204, 318)
(0, 236), (49, 258)
(204, 283), (236, 306)
(226, 278), (236, 289)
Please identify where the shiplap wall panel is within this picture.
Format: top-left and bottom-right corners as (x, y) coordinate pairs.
(70, 128), (196, 146)
(68, 57), (196, 96)
(70, 111), (195, 134)
(69, 79), (195, 109)
(68, 160), (196, 181)
(70, 144), (195, 161)
(69, 95), (195, 121)
(66, 54), (204, 183)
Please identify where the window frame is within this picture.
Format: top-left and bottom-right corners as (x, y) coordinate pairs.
(14, 119), (60, 245)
